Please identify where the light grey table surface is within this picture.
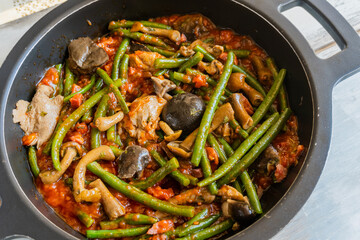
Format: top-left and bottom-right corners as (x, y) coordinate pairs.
(1, 3), (360, 240)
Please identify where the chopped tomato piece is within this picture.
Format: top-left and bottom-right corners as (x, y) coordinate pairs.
(206, 147), (219, 165)
(75, 122), (88, 134)
(147, 219), (174, 235)
(71, 84), (82, 94)
(192, 74), (208, 88)
(147, 186), (174, 200)
(69, 93), (83, 108)
(39, 67), (59, 87)
(22, 132), (38, 146)
(68, 131), (84, 145)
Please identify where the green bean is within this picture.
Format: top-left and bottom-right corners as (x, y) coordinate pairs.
(203, 38), (214, 44)
(177, 218), (234, 240)
(186, 174), (199, 185)
(178, 52), (204, 73)
(86, 226), (150, 239)
(51, 88), (107, 170)
(246, 69), (286, 133)
(154, 58), (189, 69)
(207, 133), (227, 164)
(231, 138), (241, 150)
(150, 150), (190, 186)
(171, 88), (186, 95)
(100, 214), (158, 230)
(240, 171), (262, 214)
(114, 28), (170, 48)
(178, 215), (220, 237)
(97, 68), (129, 114)
(64, 60), (75, 97)
(28, 146), (40, 177)
(77, 210), (94, 228)
(154, 69), (169, 77)
(173, 71), (192, 84)
(230, 49), (251, 58)
(232, 179), (243, 194)
(81, 107), (93, 123)
(119, 54), (130, 79)
(218, 108), (291, 186)
(218, 138), (234, 157)
(146, 45), (175, 57)
(197, 112), (279, 187)
(87, 162), (195, 217)
(112, 38), (130, 80)
(109, 145), (123, 157)
(115, 134), (123, 147)
(63, 75), (96, 102)
(109, 20), (172, 30)
(229, 119), (249, 139)
(217, 138), (244, 194)
(132, 157), (179, 190)
(94, 78), (104, 92)
(193, 45), (266, 96)
(201, 149), (218, 195)
(191, 52), (235, 167)
(178, 209), (208, 232)
(55, 64), (63, 96)
(266, 58), (288, 112)
(91, 94), (110, 149)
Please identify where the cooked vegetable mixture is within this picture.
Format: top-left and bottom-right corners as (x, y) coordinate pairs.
(13, 14), (304, 239)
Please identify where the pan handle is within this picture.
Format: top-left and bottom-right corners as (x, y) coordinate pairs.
(271, 0), (360, 86)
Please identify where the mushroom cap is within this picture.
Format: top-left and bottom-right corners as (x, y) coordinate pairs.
(117, 145), (151, 179)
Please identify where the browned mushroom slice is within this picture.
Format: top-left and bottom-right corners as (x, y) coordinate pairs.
(73, 146), (115, 203)
(68, 37), (109, 75)
(131, 22), (181, 43)
(230, 93), (253, 130)
(227, 73), (264, 106)
(218, 185), (249, 203)
(249, 55), (273, 86)
(151, 77), (176, 101)
(117, 145), (151, 179)
(39, 142), (82, 184)
(95, 111), (124, 131)
(167, 141), (192, 158)
(180, 103), (234, 151)
(89, 179), (126, 220)
(169, 187), (215, 205)
(159, 121), (182, 141)
(222, 199), (256, 224)
(198, 60), (224, 76)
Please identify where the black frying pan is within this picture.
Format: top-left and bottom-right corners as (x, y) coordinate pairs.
(0, 0), (359, 239)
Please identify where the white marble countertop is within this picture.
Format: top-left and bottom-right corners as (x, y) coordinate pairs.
(0, 1), (360, 239)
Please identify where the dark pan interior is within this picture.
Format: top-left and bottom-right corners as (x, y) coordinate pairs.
(3, 0), (313, 239)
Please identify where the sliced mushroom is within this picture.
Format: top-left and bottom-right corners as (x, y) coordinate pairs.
(167, 141), (192, 158)
(159, 121), (182, 142)
(131, 22), (181, 43)
(249, 55), (273, 86)
(68, 37), (109, 75)
(179, 40), (224, 58)
(230, 93), (253, 130)
(39, 142), (82, 184)
(198, 60), (223, 75)
(227, 73), (264, 106)
(73, 146), (115, 203)
(180, 103), (234, 151)
(95, 111), (124, 131)
(222, 199), (256, 224)
(89, 179), (126, 220)
(169, 187), (215, 205)
(117, 145), (151, 179)
(218, 185), (249, 204)
(151, 77), (176, 101)
(179, 45), (195, 57)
